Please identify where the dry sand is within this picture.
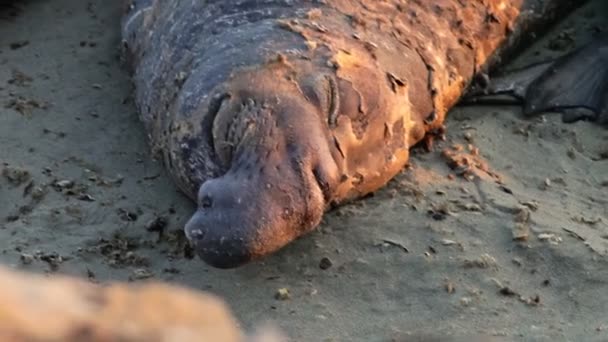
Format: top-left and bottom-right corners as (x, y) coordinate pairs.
(0, 1), (607, 341)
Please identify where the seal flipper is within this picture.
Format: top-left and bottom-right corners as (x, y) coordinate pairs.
(465, 36), (608, 125)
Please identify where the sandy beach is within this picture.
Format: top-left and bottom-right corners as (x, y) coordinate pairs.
(0, 1), (607, 341)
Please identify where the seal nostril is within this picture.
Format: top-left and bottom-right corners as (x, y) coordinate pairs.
(200, 195), (213, 208)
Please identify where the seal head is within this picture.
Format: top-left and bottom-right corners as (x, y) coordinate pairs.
(184, 64), (340, 268)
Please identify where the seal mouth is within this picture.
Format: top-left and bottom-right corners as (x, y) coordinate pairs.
(184, 207), (252, 269)
(184, 163), (323, 269)
(184, 175), (260, 269)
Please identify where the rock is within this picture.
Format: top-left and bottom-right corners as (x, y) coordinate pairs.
(319, 257), (333, 270)
(0, 266), (282, 342)
(275, 288), (290, 301)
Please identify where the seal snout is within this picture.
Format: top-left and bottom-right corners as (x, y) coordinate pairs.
(184, 150), (329, 269)
(184, 178), (255, 269)
(184, 212), (251, 269)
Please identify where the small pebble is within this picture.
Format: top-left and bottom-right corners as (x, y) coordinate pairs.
(54, 180), (74, 189)
(275, 288), (290, 300)
(20, 253), (34, 265)
(460, 297), (472, 306)
(131, 268), (154, 280)
(441, 239), (457, 246)
(445, 281), (455, 294)
(463, 132), (473, 142)
(145, 216), (168, 232)
(319, 257), (333, 270)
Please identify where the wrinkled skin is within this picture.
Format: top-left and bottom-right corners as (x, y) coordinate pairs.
(122, 0), (586, 268)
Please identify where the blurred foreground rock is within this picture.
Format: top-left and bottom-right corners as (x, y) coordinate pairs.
(0, 266), (282, 342)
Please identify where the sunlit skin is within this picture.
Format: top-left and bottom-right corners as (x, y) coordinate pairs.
(123, 0), (601, 268)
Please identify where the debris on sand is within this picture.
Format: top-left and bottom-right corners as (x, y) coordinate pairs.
(375, 239), (410, 253)
(538, 233), (562, 245)
(539, 178), (551, 190)
(494, 280), (541, 306)
(428, 202), (454, 221)
(51, 179), (95, 201)
(2, 165), (30, 186)
(5, 214), (20, 222)
(522, 295), (541, 306)
(275, 288), (290, 301)
(130, 268), (154, 281)
(38, 251), (66, 271)
(53, 179), (74, 190)
(454, 202), (482, 212)
(145, 215), (169, 242)
(163, 267), (181, 275)
(441, 144), (499, 181)
(117, 208), (139, 222)
(77, 193), (95, 202)
(520, 201), (539, 212)
(19, 250), (68, 271)
(572, 215), (603, 226)
(498, 286), (517, 296)
(460, 297), (473, 307)
(562, 227), (585, 241)
(4, 95), (47, 116)
(84, 233), (150, 268)
(23, 181), (47, 202)
(514, 207), (530, 223)
(164, 229), (196, 260)
(463, 131), (474, 142)
(547, 28), (576, 51)
(441, 239), (458, 246)
(445, 279), (456, 294)
(19, 253), (34, 265)
(463, 253), (498, 269)
(9, 40), (29, 50)
(145, 216), (168, 233)
(7, 69), (33, 87)
(93, 174), (125, 187)
(86, 268), (96, 281)
(512, 207), (531, 242)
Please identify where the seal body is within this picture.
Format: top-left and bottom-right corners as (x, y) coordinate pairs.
(122, 0), (581, 268)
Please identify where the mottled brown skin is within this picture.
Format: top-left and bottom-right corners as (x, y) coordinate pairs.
(122, 0), (580, 268)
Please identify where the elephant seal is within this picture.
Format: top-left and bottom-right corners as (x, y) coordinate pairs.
(121, 0), (607, 268)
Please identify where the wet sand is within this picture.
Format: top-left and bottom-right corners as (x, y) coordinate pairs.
(0, 1), (607, 341)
